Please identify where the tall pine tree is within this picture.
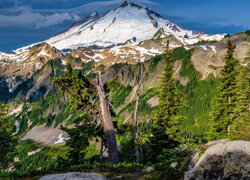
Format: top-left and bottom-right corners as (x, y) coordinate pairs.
(52, 64), (98, 165)
(150, 47), (184, 162)
(210, 40), (240, 140)
(229, 60), (250, 140)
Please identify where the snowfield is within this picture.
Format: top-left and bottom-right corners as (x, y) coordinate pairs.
(46, 1), (219, 51)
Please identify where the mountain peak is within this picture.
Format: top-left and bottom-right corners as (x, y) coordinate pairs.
(119, 0), (143, 9)
(45, 0), (224, 51)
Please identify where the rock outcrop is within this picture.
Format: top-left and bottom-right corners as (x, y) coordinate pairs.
(39, 172), (106, 180)
(185, 140), (250, 180)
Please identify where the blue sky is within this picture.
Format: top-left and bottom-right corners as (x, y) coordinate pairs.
(0, 0), (249, 52)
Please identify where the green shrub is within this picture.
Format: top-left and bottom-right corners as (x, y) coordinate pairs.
(152, 149), (190, 180)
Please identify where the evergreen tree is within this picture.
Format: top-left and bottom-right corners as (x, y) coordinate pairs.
(150, 50), (184, 162)
(229, 61), (250, 140)
(0, 104), (16, 171)
(0, 104), (12, 132)
(52, 64), (98, 165)
(210, 40), (240, 140)
(60, 114), (96, 165)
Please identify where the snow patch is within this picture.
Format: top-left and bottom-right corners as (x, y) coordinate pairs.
(209, 45), (217, 53)
(61, 51), (69, 56)
(200, 45), (207, 51)
(54, 133), (67, 144)
(61, 59), (67, 65)
(37, 50), (51, 58)
(93, 53), (105, 60)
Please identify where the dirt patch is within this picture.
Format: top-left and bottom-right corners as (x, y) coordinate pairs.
(147, 96), (159, 107)
(22, 125), (68, 145)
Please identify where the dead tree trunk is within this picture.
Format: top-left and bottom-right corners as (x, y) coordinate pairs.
(132, 65), (144, 163)
(96, 71), (119, 163)
(133, 94), (140, 163)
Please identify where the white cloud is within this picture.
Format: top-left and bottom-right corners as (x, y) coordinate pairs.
(0, 5), (80, 28)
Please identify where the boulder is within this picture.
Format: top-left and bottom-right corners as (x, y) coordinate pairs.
(39, 172), (106, 180)
(170, 162), (178, 168)
(146, 166), (154, 172)
(185, 140), (250, 180)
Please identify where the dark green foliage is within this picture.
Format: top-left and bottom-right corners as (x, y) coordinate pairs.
(137, 87), (159, 115)
(111, 85), (133, 108)
(170, 47), (220, 143)
(48, 58), (64, 78)
(81, 61), (95, 72)
(15, 90), (66, 134)
(105, 75), (133, 108)
(229, 61), (250, 140)
(149, 55), (164, 72)
(150, 52), (184, 162)
(0, 133), (17, 172)
(52, 64), (100, 166)
(224, 34), (231, 38)
(0, 78), (10, 103)
(15, 76), (23, 82)
(152, 149), (190, 180)
(0, 104), (17, 172)
(245, 30), (250, 36)
(178, 79), (219, 143)
(0, 104), (13, 132)
(172, 47), (197, 79)
(210, 41), (240, 140)
(117, 133), (136, 162)
(60, 115), (96, 165)
(52, 64), (93, 114)
(54, 105), (71, 126)
(5, 140), (67, 175)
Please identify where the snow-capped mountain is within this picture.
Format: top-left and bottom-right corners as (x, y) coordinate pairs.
(46, 0), (221, 51)
(0, 0), (228, 86)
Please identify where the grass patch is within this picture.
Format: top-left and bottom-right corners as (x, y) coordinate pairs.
(178, 79), (219, 143)
(105, 75), (133, 108)
(171, 47), (219, 143)
(4, 140), (68, 176)
(119, 87), (159, 116)
(15, 90), (70, 134)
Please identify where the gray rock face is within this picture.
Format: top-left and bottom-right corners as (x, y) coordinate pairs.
(185, 140), (250, 180)
(39, 172), (106, 180)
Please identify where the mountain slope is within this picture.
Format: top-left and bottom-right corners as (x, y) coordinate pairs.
(46, 1), (222, 50)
